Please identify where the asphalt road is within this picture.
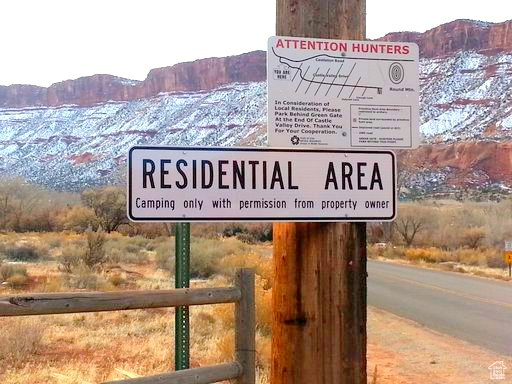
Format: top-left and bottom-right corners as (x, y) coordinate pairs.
(368, 260), (512, 356)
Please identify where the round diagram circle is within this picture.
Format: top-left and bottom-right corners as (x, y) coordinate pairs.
(389, 62), (404, 84)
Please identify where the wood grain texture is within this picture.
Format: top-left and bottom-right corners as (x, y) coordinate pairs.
(276, 0), (365, 39)
(0, 288), (241, 317)
(273, 1), (367, 383)
(235, 269), (256, 384)
(272, 223), (367, 384)
(102, 362), (242, 384)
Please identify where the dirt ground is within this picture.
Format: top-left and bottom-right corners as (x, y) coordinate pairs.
(368, 307), (509, 384)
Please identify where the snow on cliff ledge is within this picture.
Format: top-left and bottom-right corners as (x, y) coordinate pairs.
(0, 50), (511, 191)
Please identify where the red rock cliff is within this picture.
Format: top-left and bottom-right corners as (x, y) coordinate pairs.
(2, 19), (512, 108)
(380, 19), (512, 58)
(0, 51), (266, 108)
(402, 141), (512, 183)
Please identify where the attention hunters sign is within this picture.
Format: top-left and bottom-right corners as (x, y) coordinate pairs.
(267, 36), (420, 149)
(127, 146), (396, 222)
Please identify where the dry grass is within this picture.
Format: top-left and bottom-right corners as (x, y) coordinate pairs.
(221, 251), (273, 283)
(0, 310), (175, 383)
(0, 232), (273, 384)
(0, 263), (27, 281)
(369, 243), (511, 280)
(0, 318), (45, 364)
(369, 243), (506, 267)
(190, 237), (251, 278)
(6, 273), (29, 289)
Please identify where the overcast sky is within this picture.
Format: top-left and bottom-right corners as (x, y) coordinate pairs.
(0, 0), (510, 86)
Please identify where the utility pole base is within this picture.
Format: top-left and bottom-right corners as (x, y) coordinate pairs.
(272, 223), (367, 384)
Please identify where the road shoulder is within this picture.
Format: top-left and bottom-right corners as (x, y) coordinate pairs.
(368, 306), (509, 383)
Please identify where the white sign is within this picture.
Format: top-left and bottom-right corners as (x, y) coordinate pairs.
(127, 146), (396, 222)
(267, 36), (419, 149)
(505, 241), (512, 252)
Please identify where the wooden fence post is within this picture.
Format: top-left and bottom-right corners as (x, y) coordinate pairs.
(235, 268), (256, 384)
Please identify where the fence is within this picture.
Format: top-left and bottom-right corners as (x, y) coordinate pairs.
(0, 268), (255, 384)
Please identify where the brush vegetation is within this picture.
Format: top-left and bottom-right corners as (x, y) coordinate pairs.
(0, 177), (511, 382)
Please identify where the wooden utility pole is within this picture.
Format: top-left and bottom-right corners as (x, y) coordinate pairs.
(272, 1), (367, 384)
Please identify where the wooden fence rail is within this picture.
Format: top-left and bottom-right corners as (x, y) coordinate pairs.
(0, 268), (255, 384)
(0, 287), (241, 317)
(104, 362), (242, 384)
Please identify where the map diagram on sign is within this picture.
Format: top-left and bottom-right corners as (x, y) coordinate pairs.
(267, 36), (420, 149)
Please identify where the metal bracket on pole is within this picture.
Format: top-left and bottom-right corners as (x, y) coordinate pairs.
(175, 222), (190, 370)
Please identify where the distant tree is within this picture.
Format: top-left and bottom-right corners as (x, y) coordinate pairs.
(0, 183), (15, 231)
(0, 177), (79, 232)
(21, 208), (59, 232)
(0, 178), (39, 231)
(58, 205), (99, 232)
(461, 227), (487, 249)
(394, 205), (432, 246)
(81, 187), (126, 233)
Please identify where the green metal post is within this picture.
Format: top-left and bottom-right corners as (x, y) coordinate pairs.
(175, 222), (190, 370)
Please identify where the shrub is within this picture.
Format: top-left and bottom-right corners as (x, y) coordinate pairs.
(221, 252), (273, 284)
(382, 246), (406, 259)
(42, 276), (65, 292)
(108, 273), (126, 287)
(460, 227), (487, 249)
(485, 248), (506, 268)
(7, 274), (28, 289)
(66, 265), (109, 290)
(105, 235), (151, 264)
(5, 244), (47, 262)
(58, 246), (82, 273)
(106, 248), (122, 264)
(82, 231), (107, 269)
(124, 243), (141, 254)
(123, 251), (150, 265)
(190, 223), (224, 238)
(248, 223), (273, 242)
(450, 248), (484, 266)
(367, 243), (391, 258)
(0, 264), (27, 281)
(235, 232), (259, 244)
(404, 247), (447, 263)
(47, 236), (63, 249)
(190, 237), (249, 278)
(146, 236), (169, 251)
(223, 224), (272, 243)
(155, 242), (175, 271)
(59, 245), (114, 290)
(58, 205), (99, 232)
(223, 225), (245, 238)
(118, 223), (168, 238)
(18, 209), (59, 232)
(81, 187), (126, 233)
